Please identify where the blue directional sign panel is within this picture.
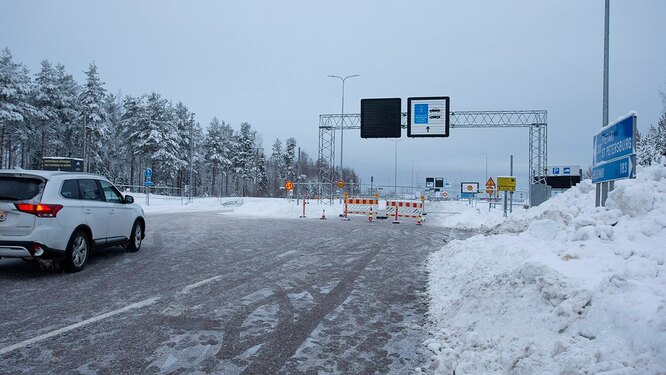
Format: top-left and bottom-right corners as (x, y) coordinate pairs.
(593, 114), (636, 166)
(407, 96), (450, 137)
(592, 155), (636, 184)
(414, 104), (429, 124)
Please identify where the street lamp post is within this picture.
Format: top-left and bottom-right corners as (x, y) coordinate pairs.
(393, 139), (401, 197)
(327, 74), (359, 183)
(410, 160), (415, 194)
(482, 152), (488, 199)
(188, 113), (195, 203)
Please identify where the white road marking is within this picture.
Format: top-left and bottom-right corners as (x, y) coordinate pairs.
(0, 297), (160, 356)
(181, 275), (223, 292)
(1, 274), (226, 356)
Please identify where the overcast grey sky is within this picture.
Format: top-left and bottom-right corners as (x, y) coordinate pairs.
(2, 0), (665, 189)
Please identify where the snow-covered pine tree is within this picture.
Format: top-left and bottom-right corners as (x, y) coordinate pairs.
(204, 117), (227, 196)
(253, 150), (268, 196)
(31, 60), (60, 167)
(143, 94), (183, 186)
(0, 48), (36, 168)
(102, 93), (124, 180)
(234, 122), (257, 196)
(637, 113), (666, 166)
(269, 138), (283, 196)
(121, 95), (147, 185)
(53, 64), (81, 159)
(283, 137), (296, 180)
(174, 102), (193, 187)
(79, 62), (108, 173)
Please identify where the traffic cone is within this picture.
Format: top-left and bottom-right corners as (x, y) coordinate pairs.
(368, 207), (374, 222)
(416, 213), (423, 226)
(320, 209), (327, 220)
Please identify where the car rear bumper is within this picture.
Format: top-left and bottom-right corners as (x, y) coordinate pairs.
(0, 241), (65, 258)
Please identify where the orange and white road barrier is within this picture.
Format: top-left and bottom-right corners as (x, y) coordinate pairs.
(368, 207), (374, 222)
(416, 213), (423, 226)
(386, 201), (423, 224)
(342, 197), (379, 222)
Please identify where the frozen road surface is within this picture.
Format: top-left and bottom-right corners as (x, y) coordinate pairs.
(0, 211), (466, 374)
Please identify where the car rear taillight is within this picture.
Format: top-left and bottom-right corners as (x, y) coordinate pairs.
(14, 203), (63, 218)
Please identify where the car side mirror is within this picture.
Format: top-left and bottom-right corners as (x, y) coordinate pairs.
(124, 195), (134, 204)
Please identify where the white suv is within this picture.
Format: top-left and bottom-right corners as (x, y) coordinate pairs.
(0, 170), (145, 272)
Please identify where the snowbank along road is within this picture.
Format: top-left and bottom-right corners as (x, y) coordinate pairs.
(0, 211), (469, 374)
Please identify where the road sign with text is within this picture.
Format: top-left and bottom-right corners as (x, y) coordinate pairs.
(497, 176), (516, 192)
(592, 155), (636, 183)
(407, 97), (450, 137)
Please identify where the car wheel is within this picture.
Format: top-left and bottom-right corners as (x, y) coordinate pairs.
(64, 230), (90, 272)
(127, 221), (143, 252)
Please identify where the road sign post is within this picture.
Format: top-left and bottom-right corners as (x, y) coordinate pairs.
(593, 113), (637, 206)
(144, 168), (153, 206)
(497, 176), (516, 217)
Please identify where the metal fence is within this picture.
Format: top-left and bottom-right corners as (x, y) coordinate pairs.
(116, 184), (186, 205)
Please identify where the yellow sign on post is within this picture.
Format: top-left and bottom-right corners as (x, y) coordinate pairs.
(497, 176), (516, 192)
(337, 180), (345, 189)
(284, 180), (294, 190)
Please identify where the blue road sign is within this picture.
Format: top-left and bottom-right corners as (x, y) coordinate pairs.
(414, 104), (429, 124)
(145, 167), (152, 178)
(144, 181), (154, 187)
(593, 114), (636, 166)
(592, 155), (636, 184)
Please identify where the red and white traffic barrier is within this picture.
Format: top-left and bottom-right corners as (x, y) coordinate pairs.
(386, 200), (423, 224)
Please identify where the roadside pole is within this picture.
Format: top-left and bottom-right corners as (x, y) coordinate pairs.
(509, 155), (514, 214)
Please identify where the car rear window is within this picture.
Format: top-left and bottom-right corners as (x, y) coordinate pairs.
(0, 176), (43, 201)
(78, 179), (104, 201)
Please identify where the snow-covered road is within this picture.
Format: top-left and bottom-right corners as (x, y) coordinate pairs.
(0, 211), (469, 374)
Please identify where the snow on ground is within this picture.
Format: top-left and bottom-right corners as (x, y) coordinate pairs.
(424, 163), (666, 374)
(131, 165), (666, 374)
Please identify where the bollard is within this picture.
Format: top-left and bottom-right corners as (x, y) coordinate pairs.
(416, 213), (422, 226)
(392, 203), (400, 224)
(368, 207), (374, 222)
(299, 197), (306, 218)
(320, 209), (327, 220)
(342, 196), (350, 221)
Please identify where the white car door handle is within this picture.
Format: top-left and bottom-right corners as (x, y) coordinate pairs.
(84, 209), (92, 214)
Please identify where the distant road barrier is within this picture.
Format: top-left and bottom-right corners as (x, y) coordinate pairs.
(344, 197), (379, 219)
(385, 201), (423, 223)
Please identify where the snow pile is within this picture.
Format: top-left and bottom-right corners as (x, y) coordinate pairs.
(426, 163), (666, 374)
(138, 194), (347, 219)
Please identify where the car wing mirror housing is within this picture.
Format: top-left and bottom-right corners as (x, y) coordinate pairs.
(124, 195), (135, 204)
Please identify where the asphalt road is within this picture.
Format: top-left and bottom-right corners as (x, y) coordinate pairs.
(0, 211), (468, 374)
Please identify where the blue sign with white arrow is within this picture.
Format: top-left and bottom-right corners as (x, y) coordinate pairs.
(144, 167), (153, 186)
(592, 155), (636, 184)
